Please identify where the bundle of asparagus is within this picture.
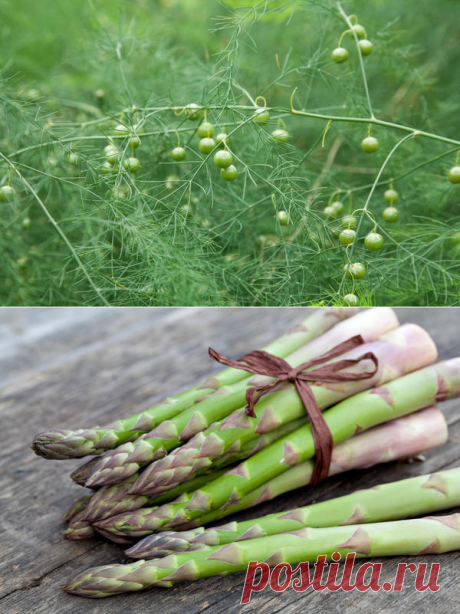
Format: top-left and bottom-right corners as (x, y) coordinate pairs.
(95, 356), (460, 537)
(65, 316), (435, 536)
(30, 308), (460, 600)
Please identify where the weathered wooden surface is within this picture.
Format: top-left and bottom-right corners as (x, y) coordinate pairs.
(1, 307), (460, 613)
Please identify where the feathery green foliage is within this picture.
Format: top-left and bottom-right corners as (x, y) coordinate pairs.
(1, 0), (460, 305)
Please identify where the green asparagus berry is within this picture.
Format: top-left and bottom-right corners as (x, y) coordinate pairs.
(277, 211), (289, 225)
(364, 232), (384, 251)
(272, 129), (289, 142)
(123, 157), (141, 173)
(104, 145), (119, 164)
(341, 215), (358, 229)
(113, 186), (128, 199)
(343, 262), (366, 279)
(21, 216), (31, 230)
(171, 147), (186, 161)
(198, 138), (216, 154)
(339, 229), (356, 245)
(215, 133), (228, 146)
(448, 166), (460, 184)
(186, 104), (202, 120)
(214, 150), (233, 169)
(113, 124), (130, 136)
(324, 206), (337, 220)
(332, 47), (349, 63)
(331, 201), (344, 215)
(220, 165), (238, 181)
(383, 206), (399, 222)
(343, 293), (359, 306)
(384, 189), (398, 204)
(1, 185), (15, 202)
(359, 40), (373, 56)
(197, 122), (215, 138)
(129, 136), (141, 149)
(361, 136), (379, 153)
(67, 152), (79, 165)
(352, 24), (366, 39)
(253, 108), (270, 123)
(101, 161), (113, 174)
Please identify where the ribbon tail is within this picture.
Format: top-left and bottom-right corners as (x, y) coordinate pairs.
(295, 381), (333, 484)
(208, 347), (257, 374)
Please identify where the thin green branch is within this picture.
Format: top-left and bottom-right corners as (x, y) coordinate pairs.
(336, 2), (374, 118)
(0, 151), (109, 306)
(337, 133), (419, 295)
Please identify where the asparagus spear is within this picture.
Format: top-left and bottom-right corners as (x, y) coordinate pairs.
(63, 513), (460, 597)
(85, 308), (399, 487)
(130, 322), (436, 496)
(65, 469), (238, 540)
(62, 495), (93, 523)
(65, 516), (96, 540)
(99, 355), (460, 536)
(126, 407), (449, 557)
(34, 307), (354, 461)
(63, 496), (96, 541)
(81, 468), (230, 524)
(71, 458), (100, 486)
(67, 411), (295, 480)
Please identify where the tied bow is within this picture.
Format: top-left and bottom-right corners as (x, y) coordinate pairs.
(209, 335), (378, 484)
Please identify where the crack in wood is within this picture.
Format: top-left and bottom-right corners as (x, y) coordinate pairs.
(0, 543), (101, 601)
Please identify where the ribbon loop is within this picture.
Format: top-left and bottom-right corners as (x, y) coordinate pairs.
(209, 334), (378, 484)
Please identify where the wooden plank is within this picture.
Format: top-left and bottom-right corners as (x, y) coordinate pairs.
(1, 307), (459, 613)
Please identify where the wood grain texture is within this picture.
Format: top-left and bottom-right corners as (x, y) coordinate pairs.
(1, 307), (459, 613)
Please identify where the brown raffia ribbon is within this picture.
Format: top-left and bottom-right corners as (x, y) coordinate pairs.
(209, 335), (379, 484)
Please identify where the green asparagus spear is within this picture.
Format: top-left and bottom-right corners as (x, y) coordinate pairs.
(64, 503), (97, 541)
(34, 307), (355, 460)
(63, 513), (460, 597)
(85, 308), (399, 487)
(62, 495), (93, 523)
(70, 458), (100, 486)
(81, 467), (230, 523)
